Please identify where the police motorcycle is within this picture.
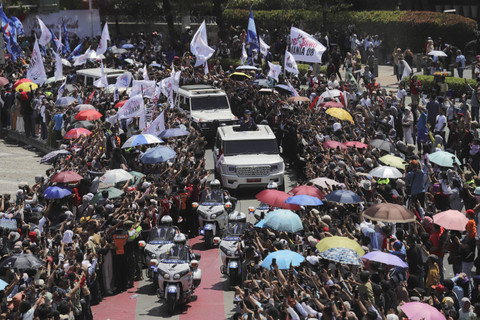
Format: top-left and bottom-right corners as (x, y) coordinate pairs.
(138, 216), (179, 290)
(248, 182), (277, 223)
(192, 179), (236, 248)
(216, 211), (247, 287)
(155, 233), (202, 315)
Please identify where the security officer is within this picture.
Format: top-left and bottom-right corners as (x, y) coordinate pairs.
(239, 110), (258, 131)
(124, 219), (142, 287)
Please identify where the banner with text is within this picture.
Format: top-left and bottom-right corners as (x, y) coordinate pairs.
(290, 27), (326, 64)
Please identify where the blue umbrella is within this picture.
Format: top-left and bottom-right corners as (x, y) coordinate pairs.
(263, 209), (303, 233)
(428, 150), (460, 168)
(252, 79), (270, 88)
(121, 134), (163, 149)
(55, 96), (76, 107)
(325, 190), (362, 204)
(121, 43), (134, 49)
(285, 195), (323, 206)
(150, 63), (163, 68)
(318, 247), (363, 266)
(43, 186), (72, 199)
(159, 128), (189, 138)
(141, 146), (176, 164)
(254, 219), (266, 228)
(261, 250), (305, 269)
(0, 279), (7, 290)
(274, 84), (294, 95)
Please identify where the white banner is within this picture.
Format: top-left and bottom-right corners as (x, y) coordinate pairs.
(259, 37), (270, 57)
(142, 110), (165, 136)
(93, 62), (108, 88)
(117, 95), (145, 120)
(130, 80), (156, 99)
(96, 23), (110, 56)
(241, 42), (247, 65)
(26, 39), (47, 85)
(290, 27), (326, 64)
(37, 17), (52, 47)
(142, 65), (149, 80)
(267, 61), (282, 82)
(115, 72), (132, 88)
(284, 50), (299, 75)
(23, 10), (101, 39)
(190, 21), (215, 67)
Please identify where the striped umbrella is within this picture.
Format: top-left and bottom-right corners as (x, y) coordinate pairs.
(319, 247), (363, 266)
(40, 150), (70, 164)
(121, 134), (163, 149)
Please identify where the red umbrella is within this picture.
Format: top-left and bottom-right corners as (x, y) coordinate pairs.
(344, 141), (369, 149)
(324, 101), (344, 108)
(51, 171), (84, 183)
(433, 210), (469, 231)
(64, 128), (92, 139)
(256, 190), (301, 211)
(13, 78), (32, 89)
(0, 77), (9, 87)
(323, 141), (347, 150)
(289, 185), (325, 199)
(115, 100), (127, 108)
(75, 110), (102, 121)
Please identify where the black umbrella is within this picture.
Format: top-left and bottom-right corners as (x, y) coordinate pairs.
(370, 139), (395, 153)
(0, 253), (44, 270)
(70, 120), (95, 130)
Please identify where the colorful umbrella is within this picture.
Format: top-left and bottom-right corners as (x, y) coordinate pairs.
(316, 236), (365, 256)
(13, 78), (32, 89)
(15, 82), (38, 92)
(325, 108), (354, 124)
(401, 302), (446, 320)
(369, 166), (403, 179)
(260, 250), (305, 270)
(363, 203), (416, 223)
(323, 140), (347, 150)
(319, 247), (363, 266)
(324, 101), (344, 108)
(229, 72), (251, 80)
(285, 195), (323, 206)
(43, 186), (72, 199)
(428, 150), (460, 168)
(121, 134), (163, 149)
(255, 189), (301, 211)
(64, 128), (92, 139)
(40, 150), (70, 164)
(51, 171), (83, 183)
(263, 209), (303, 233)
(344, 141), (368, 149)
(379, 154), (407, 169)
(325, 190), (362, 204)
(433, 210), (469, 231)
(362, 251), (408, 268)
(289, 185), (324, 199)
(140, 146), (176, 164)
(75, 110), (102, 121)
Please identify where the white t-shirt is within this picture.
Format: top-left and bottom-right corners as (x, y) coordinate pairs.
(360, 97), (372, 108)
(435, 115), (447, 132)
(397, 89), (407, 101)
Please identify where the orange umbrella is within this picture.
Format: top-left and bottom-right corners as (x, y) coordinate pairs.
(75, 110), (102, 121)
(13, 78), (32, 89)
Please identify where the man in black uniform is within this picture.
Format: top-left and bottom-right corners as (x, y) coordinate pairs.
(239, 110), (258, 131)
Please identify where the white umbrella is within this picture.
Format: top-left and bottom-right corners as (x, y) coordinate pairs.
(125, 58), (135, 65)
(99, 169), (133, 188)
(121, 134), (163, 149)
(310, 177), (345, 189)
(62, 58), (72, 67)
(74, 104), (96, 112)
(369, 166), (403, 179)
(428, 50), (447, 57)
(318, 89), (342, 105)
(45, 76), (66, 85)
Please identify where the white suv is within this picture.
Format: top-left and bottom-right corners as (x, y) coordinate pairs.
(213, 125), (285, 190)
(175, 85), (237, 137)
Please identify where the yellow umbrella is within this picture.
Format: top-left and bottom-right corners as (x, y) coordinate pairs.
(316, 236), (365, 256)
(229, 72), (251, 80)
(325, 108), (354, 124)
(379, 155), (407, 169)
(15, 82), (38, 92)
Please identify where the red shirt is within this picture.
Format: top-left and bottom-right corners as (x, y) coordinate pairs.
(429, 229), (444, 258)
(410, 80), (421, 95)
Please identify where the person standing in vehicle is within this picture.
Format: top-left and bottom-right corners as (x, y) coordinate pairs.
(239, 110), (258, 131)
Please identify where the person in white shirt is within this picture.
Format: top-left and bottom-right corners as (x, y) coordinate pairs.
(434, 108), (447, 144)
(396, 83), (407, 107)
(402, 106), (414, 145)
(360, 92), (372, 109)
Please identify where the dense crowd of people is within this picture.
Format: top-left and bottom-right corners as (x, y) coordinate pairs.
(0, 22), (479, 320)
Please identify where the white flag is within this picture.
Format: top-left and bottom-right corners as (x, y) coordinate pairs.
(267, 61), (282, 82)
(290, 27), (326, 63)
(190, 21), (215, 67)
(55, 52), (63, 82)
(117, 95), (145, 120)
(115, 72), (132, 88)
(259, 37), (270, 57)
(96, 23), (110, 56)
(401, 60), (412, 81)
(26, 39), (47, 85)
(37, 18), (52, 47)
(173, 70), (181, 92)
(287, 81), (299, 97)
(284, 50), (299, 75)
(142, 110), (165, 136)
(130, 80), (156, 98)
(169, 63), (175, 107)
(57, 79), (66, 99)
(93, 62), (108, 88)
(73, 47), (91, 66)
(241, 42), (248, 65)
(142, 64), (149, 80)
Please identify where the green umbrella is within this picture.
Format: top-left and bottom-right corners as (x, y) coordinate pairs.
(129, 171), (145, 184)
(92, 187), (124, 204)
(378, 155), (407, 169)
(428, 150), (460, 168)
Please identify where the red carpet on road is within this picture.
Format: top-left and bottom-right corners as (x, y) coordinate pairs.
(92, 282), (139, 320)
(180, 236), (226, 320)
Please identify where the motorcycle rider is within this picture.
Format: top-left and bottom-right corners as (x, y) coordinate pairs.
(206, 179), (230, 202)
(165, 233), (195, 261)
(154, 215), (178, 241)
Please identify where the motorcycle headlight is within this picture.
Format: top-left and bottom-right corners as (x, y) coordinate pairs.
(174, 270), (189, 280)
(227, 250), (232, 255)
(163, 272), (170, 279)
(211, 214), (217, 219)
(174, 274), (180, 280)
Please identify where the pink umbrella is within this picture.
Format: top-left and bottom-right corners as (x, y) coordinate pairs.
(74, 104), (96, 112)
(64, 128), (92, 139)
(324, 101), (344, 108)
(75, 110), (102, 121)
(323, 141), (347, 150)
(344, 141), (369, 149)
(289, 185), (325, 199)
(51, 171), (84, 183)
(0, 77), (9, 87)
(256, 190), (301, 211)
(401, 302), (446, 320)
(433, 210), (469, 231)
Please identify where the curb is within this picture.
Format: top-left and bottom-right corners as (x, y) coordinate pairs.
(1, 129), (55, 155)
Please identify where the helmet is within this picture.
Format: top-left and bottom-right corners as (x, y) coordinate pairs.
(267, 182), (278, 189)
(228, 211), (247, 223)
(173, 233), (187, 245)
(210, 179), (221, 189)
(160, 215), (173, 226)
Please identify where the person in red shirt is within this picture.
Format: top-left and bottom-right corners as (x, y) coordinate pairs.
(429, 224), (445, 281)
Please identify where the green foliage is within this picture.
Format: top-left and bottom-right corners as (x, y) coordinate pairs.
(405, 75), (477, 97)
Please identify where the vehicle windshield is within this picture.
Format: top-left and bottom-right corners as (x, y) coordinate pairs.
(162, 244), (188, 261)
(190, 96), (230, 111)
(199, 189), (224, 204)
(223, 139), (279, 156)
(226, 222), (246, 236)
(149, 227), (177, 242)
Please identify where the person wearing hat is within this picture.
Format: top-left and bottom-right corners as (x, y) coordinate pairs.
(239, 109), (258, 131)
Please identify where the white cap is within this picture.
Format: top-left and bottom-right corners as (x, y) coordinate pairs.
(333, 122), (342, 132)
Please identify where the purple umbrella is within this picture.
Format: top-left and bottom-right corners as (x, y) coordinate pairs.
(362, 251), (408, 268)
(159, 128), (189, 138)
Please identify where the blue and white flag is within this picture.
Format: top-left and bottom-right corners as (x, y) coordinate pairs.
(142, 110), (165, 136)
(11, 16), (23, 35)
(49, 28), (61, 52)
(57, 79), (66, 98)
(114, 87), (119, 101)
(0, 4), (21, 60)
(37, 17), (52, 46)
(190, 21), (215, 67)
(247, 7), (258, 50)
(115, 72), (132, 88)
(62, 20), (70, 54)
(69, 40), (84, 59)
(26, 39), (47, 85)
(287, 81), (298, 97)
